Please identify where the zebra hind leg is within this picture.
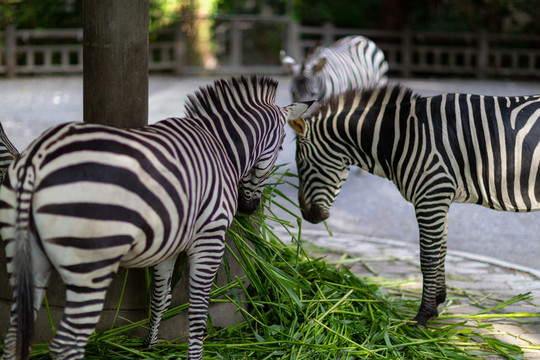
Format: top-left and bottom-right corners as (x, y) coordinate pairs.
(186, 237), (225, 360)
(143, 257), (177, 347)
(48, 269), (117, 360)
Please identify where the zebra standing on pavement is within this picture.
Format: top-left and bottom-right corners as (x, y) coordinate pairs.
(280, 35), (388, 110)
(0, 122), (19, 180)
(0, 76), (310, 360)
(289, 84), (540, 326)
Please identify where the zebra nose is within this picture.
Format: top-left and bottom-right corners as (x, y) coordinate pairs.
(237, 196), (260, 215)
(303, 203), (330, 224)
(299, 193), (329, 224)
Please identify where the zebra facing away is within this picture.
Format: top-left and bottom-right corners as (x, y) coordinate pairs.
(280, 35), (389, 107)
(0, 76), (311, 360)
(289, 84), (540, 326)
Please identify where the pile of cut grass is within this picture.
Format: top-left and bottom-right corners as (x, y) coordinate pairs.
(2, 169), (538, 359)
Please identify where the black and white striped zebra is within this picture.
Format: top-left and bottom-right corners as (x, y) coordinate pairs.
(0, 122), (19, 180)
(280, 35), (389, 107)
(289, 84), (540, 326)
(0, 76), (310, 360)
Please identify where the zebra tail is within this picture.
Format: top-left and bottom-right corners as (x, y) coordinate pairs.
(14, 166), (35, 360)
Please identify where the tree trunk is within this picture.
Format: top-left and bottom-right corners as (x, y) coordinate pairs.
(83, 0), (149, 127)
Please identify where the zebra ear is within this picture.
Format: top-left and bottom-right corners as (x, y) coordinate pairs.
(288, 117), (306, 135)
(280, 50), (297, 74)
(313, 57), (326, 73)
(283, 100), (313, 135)
(280, 100), (314, 122)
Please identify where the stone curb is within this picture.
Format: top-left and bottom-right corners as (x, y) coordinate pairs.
(282, 228), (540, 279)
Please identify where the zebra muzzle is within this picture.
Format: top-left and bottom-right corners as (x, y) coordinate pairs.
(299, 193), (330, 224)
(237, 196), (260, 215)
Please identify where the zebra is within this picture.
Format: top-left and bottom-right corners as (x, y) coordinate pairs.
(288, 84), (540, 326)
(280, 35), (389, 111)
(0, 76), (311, 360)
(0, 122), (19, 180)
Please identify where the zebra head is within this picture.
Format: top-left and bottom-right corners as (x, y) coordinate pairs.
(237, 100), (313, 215)
(280, 50), (326, 103)
(289, 116), (350, 224)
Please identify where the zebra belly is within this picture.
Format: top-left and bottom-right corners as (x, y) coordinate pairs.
(453, 179), (540, 213)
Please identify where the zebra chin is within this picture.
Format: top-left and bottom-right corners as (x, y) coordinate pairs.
(237, 196), (261, 215)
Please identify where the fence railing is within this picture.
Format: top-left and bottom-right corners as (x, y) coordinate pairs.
(1, 17), (540, 79)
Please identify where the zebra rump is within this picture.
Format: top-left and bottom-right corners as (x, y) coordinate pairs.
(289, 84), (540, 326)
(0, 76), (311, 360)
(280, 35), (389, 108)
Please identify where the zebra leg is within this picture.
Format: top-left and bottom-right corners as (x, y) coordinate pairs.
(143, 257), (177, 347)
(3, 232), (52, 360)
(186, 237), (225, 360)
(48, 270), (117, 360)
(413, 200), (450, 327)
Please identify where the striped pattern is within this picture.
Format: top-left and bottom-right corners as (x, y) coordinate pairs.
(281, 36), (388, 106)
(0, 76), (309, 360)
(0, 122), (19, 180)
(290, 85), (540, 325)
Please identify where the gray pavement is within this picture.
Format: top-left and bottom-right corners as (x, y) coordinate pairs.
(1, 74), (540, 356)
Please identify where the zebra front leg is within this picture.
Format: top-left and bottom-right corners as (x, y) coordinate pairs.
(186, 237), (225, 360)
(413, 200), (450, 327)
(143, 257), (177, 347)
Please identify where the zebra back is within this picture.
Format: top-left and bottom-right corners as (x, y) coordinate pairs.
(281, 35), (389, 104)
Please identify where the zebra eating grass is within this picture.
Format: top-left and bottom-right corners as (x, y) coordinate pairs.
(280, 35), (388, 113)
(289, 84), (540, 326)
(0, 76), (311, 360)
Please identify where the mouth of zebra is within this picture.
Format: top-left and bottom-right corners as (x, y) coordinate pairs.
(237, 195), (261, 215)
(299, 193), (330, 224)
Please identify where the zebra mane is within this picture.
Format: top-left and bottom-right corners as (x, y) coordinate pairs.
(184, 76), (279, 121)
(313, 84), (420, 118)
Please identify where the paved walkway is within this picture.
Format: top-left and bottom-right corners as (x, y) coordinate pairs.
(281, 228), (540, 359)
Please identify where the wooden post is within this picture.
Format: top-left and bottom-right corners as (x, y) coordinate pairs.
(322, 22), (334, 45)
(401, 28), (412, 78)
(477, 30), (488, 79)
(83, 0), (149, 127)
(5, 24), (16, 78)
(231, 20), (242, 72)
(286, 19), (300, 60)
(174, 22), (187, 76)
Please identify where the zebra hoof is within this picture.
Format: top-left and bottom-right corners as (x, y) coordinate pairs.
(436, 290), (447, 306)
(142, 337), (157, 348)
(413, 305), (439, 328)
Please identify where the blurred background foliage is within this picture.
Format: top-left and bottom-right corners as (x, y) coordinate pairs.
(1, 0), (540, 34)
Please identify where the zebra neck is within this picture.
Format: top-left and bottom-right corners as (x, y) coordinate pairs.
(339, 101), (416, 180)
(196, 114), (268, 181)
